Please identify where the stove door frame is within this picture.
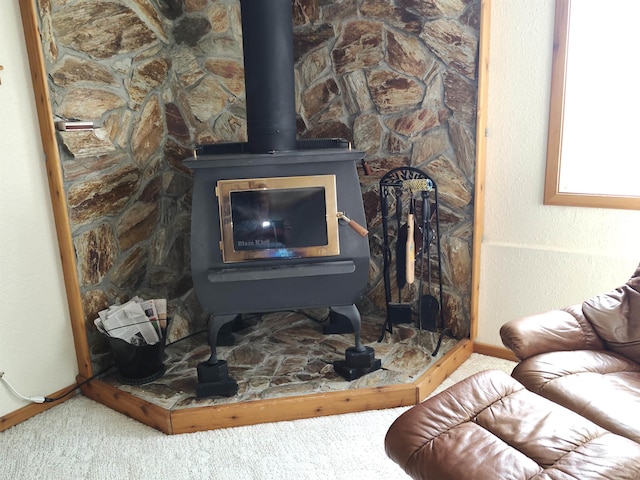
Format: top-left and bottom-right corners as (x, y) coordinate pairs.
(216, 174), (340, 263)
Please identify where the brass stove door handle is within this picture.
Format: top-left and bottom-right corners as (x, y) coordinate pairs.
(337, 212), (368, 237)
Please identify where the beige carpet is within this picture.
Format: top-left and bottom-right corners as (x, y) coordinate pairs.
(0, 353), (516, 480)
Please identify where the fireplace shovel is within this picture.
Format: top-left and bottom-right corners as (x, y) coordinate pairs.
(419, 291), (439, 332)
(418, 197), (439, 332)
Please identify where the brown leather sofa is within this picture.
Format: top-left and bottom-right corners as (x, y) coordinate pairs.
(385, 369), (640, 479)
(384, 263), (640, 479)
(501, 262), (640, 443)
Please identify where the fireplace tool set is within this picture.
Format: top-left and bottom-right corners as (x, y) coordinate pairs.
(378, 167), (449, 356)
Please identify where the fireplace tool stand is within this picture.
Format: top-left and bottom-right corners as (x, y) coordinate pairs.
(378, 167), (450, 356)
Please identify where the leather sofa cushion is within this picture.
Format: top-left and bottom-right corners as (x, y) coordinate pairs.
(500, 305), (604, 360)
(583, 263), (640, 363)
(512, 349), (640, 443)
(385, 369), (640, 480)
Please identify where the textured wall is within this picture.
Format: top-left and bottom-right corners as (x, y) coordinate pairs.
(478, 0), (640, 347)
(0, 1), (77, 417)
(36, 0), (480, 371)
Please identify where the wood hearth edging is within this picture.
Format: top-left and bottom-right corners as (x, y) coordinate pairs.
(79, 339), (473, 435)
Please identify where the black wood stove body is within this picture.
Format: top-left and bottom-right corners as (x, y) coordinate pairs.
(184, 145), (379, 396)
(183, 0), (381, 397)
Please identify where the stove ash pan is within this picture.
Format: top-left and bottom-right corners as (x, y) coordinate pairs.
(185, 147), (370, 315)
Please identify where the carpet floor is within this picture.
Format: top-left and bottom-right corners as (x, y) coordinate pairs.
(0, 353), (516, 480)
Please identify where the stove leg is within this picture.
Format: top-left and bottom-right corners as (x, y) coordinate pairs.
(322, 308), (355, 335)
(196, 314), (239, 398)
(331, 304), (382, 381)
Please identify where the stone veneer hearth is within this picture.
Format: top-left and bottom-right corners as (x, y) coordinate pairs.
(101, 309), (457, 410)
(35, 0), (480, 374)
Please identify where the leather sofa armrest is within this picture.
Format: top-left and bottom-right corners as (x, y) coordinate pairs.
(500, 305), (605, 360)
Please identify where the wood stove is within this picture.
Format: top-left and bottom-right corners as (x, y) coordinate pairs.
(183, 0), (381, 397)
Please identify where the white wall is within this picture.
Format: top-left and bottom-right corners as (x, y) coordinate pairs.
(0, 1), (77, 417)
(477, 0), (640, 347)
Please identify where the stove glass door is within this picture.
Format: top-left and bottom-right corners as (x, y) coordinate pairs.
(217, 175), (339, 262)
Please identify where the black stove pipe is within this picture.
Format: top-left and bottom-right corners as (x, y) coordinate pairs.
(240, 0), (298, 153)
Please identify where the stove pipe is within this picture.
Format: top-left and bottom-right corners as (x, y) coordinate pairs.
(240, 0), (298, 153)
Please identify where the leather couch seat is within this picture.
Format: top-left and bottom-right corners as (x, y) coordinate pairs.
(384, 369), (640, 480)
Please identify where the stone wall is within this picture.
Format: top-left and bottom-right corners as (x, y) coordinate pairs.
(36, 0), (479, 372)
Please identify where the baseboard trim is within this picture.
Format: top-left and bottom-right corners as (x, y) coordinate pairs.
(473, 342), (518, 362)
(0, 383), (77, 432)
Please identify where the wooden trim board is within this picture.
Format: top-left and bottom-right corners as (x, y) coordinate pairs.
(171, 382), (415, 434)
(0, 383), (78, 433)
(79, 376), (173, 434)
(470, 0), (491, 340)
(473, 342), (518, 362)
(79, 339), (472, 435)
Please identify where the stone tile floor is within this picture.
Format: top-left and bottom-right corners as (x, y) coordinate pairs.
(101, 310), (458, 411)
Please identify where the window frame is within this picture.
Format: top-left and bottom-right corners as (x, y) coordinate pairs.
(544, 0), (640, 210)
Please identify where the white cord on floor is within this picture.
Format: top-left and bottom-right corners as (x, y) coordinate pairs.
(0, 372), (45, 403)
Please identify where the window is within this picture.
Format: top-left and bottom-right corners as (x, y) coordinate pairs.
(544, 0), (640, 210)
